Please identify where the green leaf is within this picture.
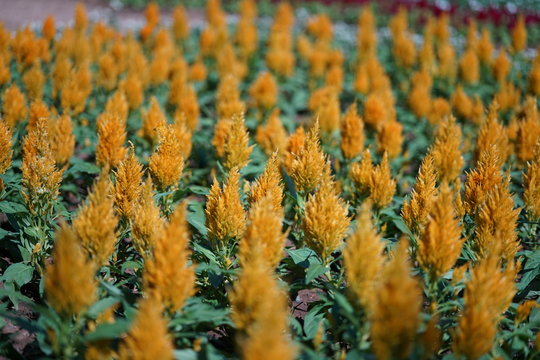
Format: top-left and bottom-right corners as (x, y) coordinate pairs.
(187, 202), (207, 236)
(67, 161), (100, 175)
(84, 320), (131, 342)
(305, 264), (328, 284)
(303, 305), (325, 339)
(0, 201), (27, 214)
(174, 350), (198, 360)
(87, 297), (119, 319)
(188, 185), (210, 196)
(2, 263), (34, 287)
(286, 248), (319, 268)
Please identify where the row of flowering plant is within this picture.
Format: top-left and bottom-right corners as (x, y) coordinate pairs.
(0, 1), (539, 359)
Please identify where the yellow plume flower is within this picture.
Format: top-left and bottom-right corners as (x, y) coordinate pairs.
(96, 113), (127, 170)
(49, 115), (75, 167)
(377, 119), (403, 159)
(118, 297), (174, 360)
(45, 223), (96, 316)
(172, 6), (189, 41)
(459, 48), (479, 84)
(141, 97), (167, 145)
(205, 167), (246, 243)
(212, 118), (232, 158)
(249, 71), (278, 110)
(288, 124), (329, 193)
(370, 240), (422, 360)
(340, 103), (365, 160)
(73, 176), (119, 266)
(430, 116), (464, 182)
(131, 178), (164, 255)
(418, 184), (464, 279)
(248, 153), (284, 213)
(284, 126), (306, 170)
(105, 90), (129, 125)
(21, 118), (63, 214)
(120, 73), (144, 110)
(22, 63), (45, 101)
(0, 120), (13, 176)
(451, 85), (473, 120)
(523, 143), (540, 219)
(463, 147), (503, 214)
(369, 152), (396, 209)
(401, 154), (438, 234)
(475, 179), (520, 261)
(427, 97), (451, 125)
(516, 99), (540, 162)
(28, 100), (50, 132)
(302, 179), (350, 264)
(492, 48), (511, 83)
(113, 147), (143, 219)
(144, 202), (195, 312)
(474, 103), (510, 166)
(343, 202), (385, 313)
(229, 245), (296, 360)
(149, 124), (185, 190)
(511, 15), (527, 53)
(477, 28), (493, 63)
(453, 255), (517, 359)
(363, 93), (387, 130)
(350, 149), (373, 195)
(177, 86), (200, 132)
(255, 109), (288, 157)
(2, 84), (27, 128)
(223, 113), (253, 170)
(240, 196), (287, 270)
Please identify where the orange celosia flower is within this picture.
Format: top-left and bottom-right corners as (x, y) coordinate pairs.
(255, 109), (288, 157)
(212, 118), (233, 159)
(451, 85), (473, 120)
(223, 113), (253, 170)
(511, 15), (527, 53)
(104, 91), (129, 125)
(401, 154), (438, 234)
(205, 167), (246, 244)
(343, 202), (385, 313)
(370, 240), (422, 360)
(49, 115), (75, 166)
(369, 152), (396, 209)
(240, 196), (287, 270)
(0, 120), (13, 176)
(363, 93), (387, 130)
(312, 89), (341, 135)
(287, 124), (330, 193)
(437, 41), (456, 80)
(283, 126), (305, 170)
(97, 52), (119, 91)
(306, 14), (333, 43)
(177, 86), (200, 131)
(248, 152), (284, 214)
(229, 244), (296, 360)
(392, 34), (416, 68)
(28, 100), (50, 132)
(303, 179), (350, 264)
(427, 97), (451, 125)
(131, 178), (164, 255)
(235, 18), (258, 59)
(96, 113), (127, 170)
(463, 147), (504, 214)
(249, 72), (278, 110)
(190, 57), (207, 82)
(118, 297), (174, 360)
(2, 84), (27, 128)
(22, 63), (45, 101)
(459, 48), (479, 84)
(172, 6), (189, 41)
(492, 48), (511, 83)
(453, 254), (517, 359)
(377, 120), (403, 158)
(73, 176), (119, 266)
(144, 202), (195, 312)
(113, 147), (143, 219)
(45, 223), (96, 316)
(21, 118), (63, 214)
(523, 143), (540, 219)
(357, 7), (377, 60)
(477, 28), (494, 63)
(0, 55), (10, 86)
(516, 99), (540, 162)
(408, 82), (431, 118)
(149, 124), (185, 190)
(74, 3), (88, 32)
(43, 15), (55, 40)
(418, 184), (464, 279)
(475, 178), (521, 261)
(515, 300), (540, 324)
(430, 116), (464, 182)
(141, 97), (167, 145)
(474, 103), (511, 166)
(120, 73), (144, 110)
(340, 103), (365, 160)
(350, 149), (373, 195)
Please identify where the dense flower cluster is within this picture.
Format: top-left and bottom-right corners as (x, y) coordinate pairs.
(0, 1), (538, 359)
